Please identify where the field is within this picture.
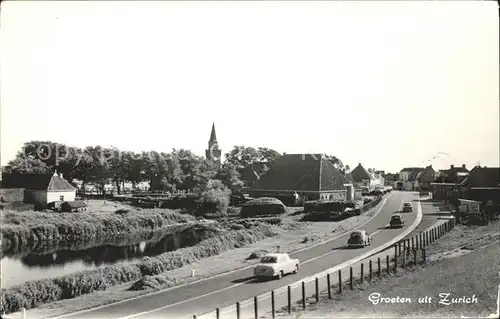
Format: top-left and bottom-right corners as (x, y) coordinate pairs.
(274, 220), (500, 318)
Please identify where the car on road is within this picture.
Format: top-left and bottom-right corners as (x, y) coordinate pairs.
(253, 253), (299, 280)
(347, 230), (372, 248)
(402, 202), (413, 212)
(390, 214), (405, 228)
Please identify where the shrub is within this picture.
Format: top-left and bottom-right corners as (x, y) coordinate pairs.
(1, 225), (277, 314)
(303, 200), (346, 214)
(0, 209), (196, 254)
(240, 197), (286, 218)
(246, 249), (269, 260)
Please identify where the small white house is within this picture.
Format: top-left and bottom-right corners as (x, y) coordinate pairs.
(24, 172), (77, 209)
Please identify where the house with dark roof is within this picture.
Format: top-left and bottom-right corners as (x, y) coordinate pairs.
(248, 154), (356, 205)
(415, 165), (436, 191)
(19, 171), (77, 209)
(460, 166), (500, 209)
(398, 167), (426, 191)
(350, 164), (384, 192)
(436, 164), (469, 184)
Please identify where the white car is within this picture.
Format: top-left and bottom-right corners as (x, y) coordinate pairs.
(253, 253), (300, 279)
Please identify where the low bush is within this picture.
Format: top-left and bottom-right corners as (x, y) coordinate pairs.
(1, 225), (277, 314)
(240, 197), (286, 218)
(304, 200), (346, 214)
(246, 249), (269, 260)
(0, 209), (196, 254)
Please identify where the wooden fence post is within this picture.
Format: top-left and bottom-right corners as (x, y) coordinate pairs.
(350, 267), (353, 289)
(394, 253), (398, 272)
(302, 281), (306, 309)
(193, 315), (197, 319)
(422, 248), (426, 264)
(338, 270), (343, 293)
(411, 237), (415, 250)
(327, 273), (332, 299)
(403, 240), (406, 252)
(369, 260), (373, 281)
(315, 277), (319, 302)
(386, 255), (390, 274)
(377, 257), (381, 276)
(254, 296), (258, 319)
(413, 249), (417, 265)
(237, 302), (241, 319)
(360, 263), (364, 283)
(271, 290), (276, 319)
(394, 245), (398, 257)
(287, 286), (291, 314)
(216, 308), (220, 319)
(402, 250), (406, 268)
(398, 242), (402, 255)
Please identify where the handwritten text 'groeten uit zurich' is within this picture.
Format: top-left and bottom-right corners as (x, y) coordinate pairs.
(368, 293), (478, 305)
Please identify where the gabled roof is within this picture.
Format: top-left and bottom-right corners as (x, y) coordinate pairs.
(19, 173), (76, 191)
(400, 167), (425, 173)
(350, 163), (371, 182)
(250, 154), (351, 192)
(416, 166), (435, 182)
(344, 173), (362, 189)
(460, 167), (500, 188)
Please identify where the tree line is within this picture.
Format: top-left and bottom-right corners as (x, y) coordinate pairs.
(2, 141), (347, 194)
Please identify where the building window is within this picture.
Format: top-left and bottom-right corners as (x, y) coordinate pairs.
(60, 195), (64, 201)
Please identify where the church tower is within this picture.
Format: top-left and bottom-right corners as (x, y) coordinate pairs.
(206, 122), (222, 164)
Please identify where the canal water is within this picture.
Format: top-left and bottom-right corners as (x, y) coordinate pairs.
(1, 224), (219, 289)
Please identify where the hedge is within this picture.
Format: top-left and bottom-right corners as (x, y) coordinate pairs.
(240, 197), (287, 218)
(0, 224), (277, 314)
(0, 209), (196, 254)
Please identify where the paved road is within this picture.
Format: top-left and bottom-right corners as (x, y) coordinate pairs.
(58, 191), (419, 319)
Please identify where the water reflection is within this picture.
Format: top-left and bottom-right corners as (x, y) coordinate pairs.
(1, 224), (219, 288)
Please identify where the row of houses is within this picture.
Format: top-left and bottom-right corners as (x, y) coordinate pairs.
(247, 154), (383, 205)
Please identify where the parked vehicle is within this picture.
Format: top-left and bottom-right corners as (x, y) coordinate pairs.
(253, 253), (299, 280)
(347, 230), (372, 248)
(390, 214), (405, 228)
(402, 202), (413, 212)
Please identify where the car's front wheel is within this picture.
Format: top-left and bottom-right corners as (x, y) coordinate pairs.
(293, 265), (299, 274)
(277, 271), (283, 279)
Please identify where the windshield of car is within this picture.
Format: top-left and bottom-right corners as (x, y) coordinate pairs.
(260, 256), (278, 263)
(350, 232), (362, 238)
(391, 216), (401, 220)
(404, 203), (411, 206)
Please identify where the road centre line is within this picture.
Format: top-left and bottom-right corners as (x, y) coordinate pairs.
(54, 194), (394, 319)
(212, 197), (423, 318)
(115, 196), (397, 319)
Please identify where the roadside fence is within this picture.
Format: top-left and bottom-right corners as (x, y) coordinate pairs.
(195, 217), (456, 319)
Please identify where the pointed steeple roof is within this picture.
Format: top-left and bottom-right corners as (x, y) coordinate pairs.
(209, 122), (217, 144)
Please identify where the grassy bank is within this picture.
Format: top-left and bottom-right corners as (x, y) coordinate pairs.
(0, 223), (277, 314)
(0, 208), (196, 253)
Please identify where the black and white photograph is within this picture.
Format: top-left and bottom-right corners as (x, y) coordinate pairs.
(1, 0), (499, 318)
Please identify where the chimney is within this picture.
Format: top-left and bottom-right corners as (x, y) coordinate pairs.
(462, 164), (466, 169)
(450, 165), (454, 169)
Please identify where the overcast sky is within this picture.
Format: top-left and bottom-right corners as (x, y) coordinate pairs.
(1, 0), (498, 173)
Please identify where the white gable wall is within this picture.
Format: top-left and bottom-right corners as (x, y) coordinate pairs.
(47, 191), (76, 205)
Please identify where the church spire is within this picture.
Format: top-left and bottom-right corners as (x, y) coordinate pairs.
(206, 122), (221, 164)
(209, 122), (217, 144)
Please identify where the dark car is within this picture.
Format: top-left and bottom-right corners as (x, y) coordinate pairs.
(347, 230), (372, 248)
(390, 214), (405, 228)
(402, 202), (413, 212)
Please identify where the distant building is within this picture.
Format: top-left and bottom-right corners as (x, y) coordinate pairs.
(205, 122), (222, 165)
(436, 164), (469, 184)
(248, 154), (355, 205)
(460, 166), (500, 209)
(2, 171), (77, 209)
(399, 167), (426, 191)
(415, 165), (436, 191)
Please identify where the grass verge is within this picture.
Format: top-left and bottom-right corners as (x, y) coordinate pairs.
(0, 224), (276, 314)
